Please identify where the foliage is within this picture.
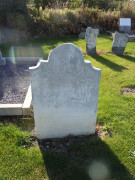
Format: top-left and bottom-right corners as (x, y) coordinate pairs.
(0, 0), (27, 14)
(0, 0), (134, 34)
(120, 2), (135, 19)
(0, 0), (28, 26)
(32, 0), (130, 10)
(28, 8), (121, 36)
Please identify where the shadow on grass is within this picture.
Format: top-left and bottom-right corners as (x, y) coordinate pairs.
(116, 55), (135, 63)
(38, 138), (134, 180)
(0, 117), (134, 180)
(92, 55), (128, 72)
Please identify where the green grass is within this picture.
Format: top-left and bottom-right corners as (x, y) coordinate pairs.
(0, 34), (135, 179)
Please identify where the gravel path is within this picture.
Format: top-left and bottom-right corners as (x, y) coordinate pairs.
(0, 63), (35, 104)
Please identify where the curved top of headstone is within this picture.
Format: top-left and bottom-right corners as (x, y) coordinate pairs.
(29, 43), (101, 108)
(113, 31), (128, 47)
(85, 27), (99, 44)
(48, 43), (84, 65)
(30, 43), (101, 73)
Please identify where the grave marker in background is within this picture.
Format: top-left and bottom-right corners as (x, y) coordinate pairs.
(119, 18), (131, 32)
(85, 27), (99, 55)
(112, 31), (128, 55)
(30, 43), (101, 139)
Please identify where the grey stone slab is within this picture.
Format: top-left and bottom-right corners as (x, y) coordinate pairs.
(106, 31), (135, 42)
(112, 31), (128, 55)
(85, 27), (99, 55)
(79, 32), (85, 39)
(30, 43), (101, 139)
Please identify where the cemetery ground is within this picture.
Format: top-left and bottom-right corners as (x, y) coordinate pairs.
(0, 34), (135, 179)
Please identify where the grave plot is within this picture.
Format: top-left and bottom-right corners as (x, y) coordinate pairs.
(0, 57), (43, 116)
(0, 63), (31, 104)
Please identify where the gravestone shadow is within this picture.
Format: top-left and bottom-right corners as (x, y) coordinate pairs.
(116, 55), (135, 63)
(38, 136), (134, 180)
(92, 55), (128, 72)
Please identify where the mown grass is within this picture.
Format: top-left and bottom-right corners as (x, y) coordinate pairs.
(0, 34), (135, 179)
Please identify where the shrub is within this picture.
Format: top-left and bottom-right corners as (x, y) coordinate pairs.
(28, 7), (121, 37)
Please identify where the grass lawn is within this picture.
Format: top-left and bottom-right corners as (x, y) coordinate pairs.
(0, 34), (135, 180)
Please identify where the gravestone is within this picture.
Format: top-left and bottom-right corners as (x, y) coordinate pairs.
(79, 32), (85, 39)
(85, 27), (99, 55)
(112, 31), (128, 55)
(29, 43), (101, 139)
(0, 50), (5, 65)
(119, 18), (131, 32)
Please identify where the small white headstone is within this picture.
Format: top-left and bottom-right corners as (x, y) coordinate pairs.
(30, 43), (101, 139)
(119, 18), (131, 32)
(79, 32), (85, 39)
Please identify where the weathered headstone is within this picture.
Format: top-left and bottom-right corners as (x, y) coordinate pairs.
(119, 18), (131, 32)
(112, 31), (128, 55)
(30, 43), (101, 139)
(0, 50), (5, 65)
(79, 32), (85, 39)
(85, 27), (99, 55)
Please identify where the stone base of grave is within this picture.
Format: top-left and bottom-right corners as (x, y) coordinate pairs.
(86, 45), (96, 55)
(0, 58), (6, 66)
(35, 108), (97, 139)
(112, 47), (125, 55)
